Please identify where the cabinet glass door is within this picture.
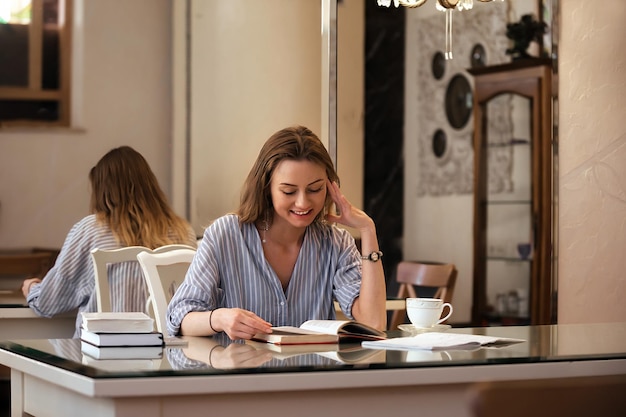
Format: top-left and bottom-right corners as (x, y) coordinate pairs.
(484, 93), (532, 324)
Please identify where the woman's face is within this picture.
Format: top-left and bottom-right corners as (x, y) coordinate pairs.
(269, 159), (327, 229)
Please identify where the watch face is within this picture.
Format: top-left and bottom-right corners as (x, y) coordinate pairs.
(432, 129), (447, 158)
(370, 252), (379, 261)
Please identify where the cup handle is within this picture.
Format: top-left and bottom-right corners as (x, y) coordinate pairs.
(437, 303), (453, 324)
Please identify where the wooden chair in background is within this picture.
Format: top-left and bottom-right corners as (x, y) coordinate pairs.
(389, 261), (457, 330)
(90, 244), (195, 314)
(137, 248), (196, 333)
(467, 375), (626, 417)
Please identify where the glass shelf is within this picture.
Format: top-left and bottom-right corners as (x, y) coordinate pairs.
(486, 138), (530, 148)
(486, 256), (532, 262)
(482, 200), (531, 205)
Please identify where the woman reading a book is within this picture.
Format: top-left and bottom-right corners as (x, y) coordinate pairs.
(167, 125), (387, 340)
(22, 146), (197, 337)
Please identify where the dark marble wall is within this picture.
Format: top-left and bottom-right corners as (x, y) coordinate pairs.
(364, 4), (405, 296)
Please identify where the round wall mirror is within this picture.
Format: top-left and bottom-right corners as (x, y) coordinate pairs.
(445, 74), (473, 129)
(432, 129), (447, 158)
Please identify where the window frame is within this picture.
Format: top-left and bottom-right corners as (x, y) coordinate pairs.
(0, 0), (73, 127)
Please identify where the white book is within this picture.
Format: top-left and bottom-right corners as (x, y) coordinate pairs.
(361, 332), (525, 351)
(80, 312), (154, 333)
(81, 329), (164, 347)
(81, 341), (163, 360)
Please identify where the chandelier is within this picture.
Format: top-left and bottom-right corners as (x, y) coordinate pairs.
(377, 0), (504, 60)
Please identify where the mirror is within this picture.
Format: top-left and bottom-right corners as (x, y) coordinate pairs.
(179, 0), (558, 325)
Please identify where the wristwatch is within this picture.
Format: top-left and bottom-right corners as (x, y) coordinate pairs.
(361, 250), (383, 262)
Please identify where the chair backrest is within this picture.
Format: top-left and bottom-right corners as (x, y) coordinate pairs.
(389, 261), (458, 330)
(136, 248), (196, 333)
(468, 375), (626, 417)
(90, 244), (195, 314)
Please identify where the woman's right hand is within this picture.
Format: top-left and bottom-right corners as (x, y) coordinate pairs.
(207, 343), (273, 369)
(181, 337), (273, 369)
(210, 308), (273, 341)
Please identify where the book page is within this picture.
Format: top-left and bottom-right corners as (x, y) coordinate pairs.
(271, 326), (329, 336)
(361, 332), (525, 351)
(300, 320), (352, 335)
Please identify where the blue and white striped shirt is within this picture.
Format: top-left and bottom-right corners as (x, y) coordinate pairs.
(166, 214), (362, 336)
(26, 214), (196, 337)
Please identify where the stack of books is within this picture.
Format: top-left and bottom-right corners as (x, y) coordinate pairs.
(80, 312), (164, 360)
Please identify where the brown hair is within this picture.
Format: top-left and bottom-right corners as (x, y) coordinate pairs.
(237, 125), (339, 225)
(89, 146), (192, 248)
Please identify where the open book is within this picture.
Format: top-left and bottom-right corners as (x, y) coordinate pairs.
(252, 320), (386, 346)
(361, 332), (525, 351)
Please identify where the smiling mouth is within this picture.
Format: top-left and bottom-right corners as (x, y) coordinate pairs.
(291, 209), (312, 216)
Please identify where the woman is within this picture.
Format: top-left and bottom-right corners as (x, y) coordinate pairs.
(167, 126), (386, 340)
(22, 146), (197, 336)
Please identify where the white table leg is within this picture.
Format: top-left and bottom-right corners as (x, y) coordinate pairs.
(10, 369), (24, 417)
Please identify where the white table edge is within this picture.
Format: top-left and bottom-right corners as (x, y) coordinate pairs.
(2, 347), (625, 398)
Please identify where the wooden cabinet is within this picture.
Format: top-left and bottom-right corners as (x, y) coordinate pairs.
(469, 59), (555, 326)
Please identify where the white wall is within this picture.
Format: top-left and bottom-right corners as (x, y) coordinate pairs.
(0, 0), (174, 248)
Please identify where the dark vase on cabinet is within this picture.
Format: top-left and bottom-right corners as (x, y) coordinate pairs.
(468, 59), (556, 326)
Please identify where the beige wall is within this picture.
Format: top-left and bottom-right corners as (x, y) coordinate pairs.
(337, 0), (365, 226)
(184, 0), (323, 233)
(557, 1), (626, 324)
(178, 0), (364, 235)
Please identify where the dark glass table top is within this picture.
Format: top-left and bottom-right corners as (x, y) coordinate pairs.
(1, 323), (625, 379)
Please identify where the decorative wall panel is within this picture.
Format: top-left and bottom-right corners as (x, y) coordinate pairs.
(409, 5), (511, 196)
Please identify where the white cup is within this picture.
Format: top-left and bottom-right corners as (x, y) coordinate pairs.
(406, 298), (453, 328)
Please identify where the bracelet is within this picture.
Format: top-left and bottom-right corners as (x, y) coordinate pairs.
(208, 344), (222, 368)
(209, 309), (219, 333)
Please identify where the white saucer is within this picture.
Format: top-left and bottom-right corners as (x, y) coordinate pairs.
(397, 324), (452, 334)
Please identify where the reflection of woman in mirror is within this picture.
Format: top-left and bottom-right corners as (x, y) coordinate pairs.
(22, 146), (197, 337)
(167, 126), (386, 340)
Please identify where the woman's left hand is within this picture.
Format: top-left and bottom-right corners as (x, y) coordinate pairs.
(21, 278), (42, 298)
(325, 180), (374, 233)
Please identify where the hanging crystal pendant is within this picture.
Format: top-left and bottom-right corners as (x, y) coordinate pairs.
(377, 0), (502, 60)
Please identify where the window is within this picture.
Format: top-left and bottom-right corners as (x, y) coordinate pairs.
(0, 0), (72, 127)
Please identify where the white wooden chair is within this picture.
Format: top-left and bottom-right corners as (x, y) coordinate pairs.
(90, 244), (195, 314)
(136, 248), (196, 333)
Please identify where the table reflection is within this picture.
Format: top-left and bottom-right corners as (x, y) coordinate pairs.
(2, 324), (625, 379)
(167, 332), (387, 370)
